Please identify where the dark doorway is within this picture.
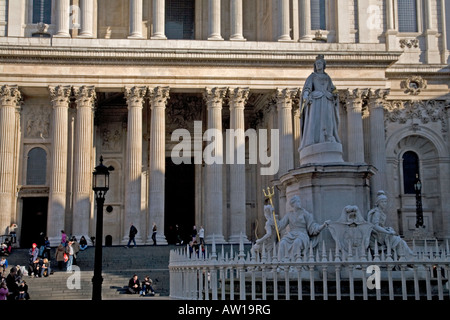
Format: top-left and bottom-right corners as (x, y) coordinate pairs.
(165, 158), (195, 244)
(20, 197), (48, 248)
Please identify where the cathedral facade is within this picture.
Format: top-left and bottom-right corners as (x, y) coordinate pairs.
(0, 0), (449, 248)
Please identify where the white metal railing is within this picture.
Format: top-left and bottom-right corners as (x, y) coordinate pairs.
(169, 236), (450, 300)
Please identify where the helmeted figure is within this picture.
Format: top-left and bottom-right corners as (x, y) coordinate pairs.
(367, 191), (414, 258)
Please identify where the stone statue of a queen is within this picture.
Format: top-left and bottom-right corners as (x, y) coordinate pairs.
(299, 55), (343, 163)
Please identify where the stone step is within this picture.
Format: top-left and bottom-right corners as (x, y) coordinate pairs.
(5, 245), (174, 300)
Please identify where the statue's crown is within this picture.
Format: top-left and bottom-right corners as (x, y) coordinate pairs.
(316, 54), (325, 60)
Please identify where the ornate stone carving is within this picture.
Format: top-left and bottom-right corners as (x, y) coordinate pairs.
(166, 94), (203, 129)
(0, 85), (22, 106)
(399, 38), (419, 49)
(73, 85), (96, 107)
(124, 86), (147, 106)
(400, 76), (427, 95)
(48, 85), (72, 106)
(25, 105), (50, 138)
(384, 99), (447, 132)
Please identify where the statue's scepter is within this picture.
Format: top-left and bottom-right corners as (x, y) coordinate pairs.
(263, 186), (280, 242)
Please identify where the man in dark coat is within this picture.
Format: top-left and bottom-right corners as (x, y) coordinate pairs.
(125, 223), (138, 248)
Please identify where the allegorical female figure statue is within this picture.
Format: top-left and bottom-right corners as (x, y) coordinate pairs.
(367, 191), (414, 258)
(300, 54), (341, 149)
(278, 195), (329, 259)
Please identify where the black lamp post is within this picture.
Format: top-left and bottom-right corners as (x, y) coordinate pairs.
(92, 155), (113, 301)
(414, 173), (425, 228)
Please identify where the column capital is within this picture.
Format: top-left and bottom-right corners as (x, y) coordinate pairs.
(124, 86), (147, 107)
(0, 85), (22, 106)
(274, 87), (300, 107)
(368, 88), (390, 109)
(73, 85), (96, 107)
(49, 85), (72, 106)
(344, 88), (369, 107)
(228, 87), (250, 107)
(203, 87), (227, 107)
(148, 86), (170, 108)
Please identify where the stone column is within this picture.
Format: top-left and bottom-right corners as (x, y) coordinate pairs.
(47, 85), (71, 245)
(147, 87), (170, 245)
(79, 0), (95, 38)
(368, 89), (390, 200)
(299, 0), (313, 41)
(424, 0), (440, 63)
(72, 86), (96, 237)
(278, 0), (291, 41)
(151, 0), (167, 39)
(123, 86), (147, 244)
(0, 85), (21, 235)
(275, 88), (298, 176)
(345, 88), (367, 164)
(128, 0), (144, 39)
(385, 0), (397, 50)
(335, 0), (350, 43)
(203, 87), (227, 244)
(54, 0), (70, 37)
(208, 0), (223, 40)
(230, 0), (245, 41)
(228, 87), (250, 243)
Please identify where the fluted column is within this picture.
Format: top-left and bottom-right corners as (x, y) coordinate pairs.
(230, 0), (245, 41)
(54, 0), (70, 37)
(203, 87), (227, 244)
(275, 88), (298, 176)
(278, 0), (291, 41)
(123, 86), (147, 244)
(0, 85), (21, 235)
(128, 0), (144, 39)
(47, 85), (71, 244)
(228, 87), (249, 243)
(148, 87), (170, 245)
(72, 86), (96, 237)
(299, 0), (312, 41)
(368, 89), (389, 200)
(345, 88), (367, 163)
(208, 0), (223, 40)
(79, 0), (95, 38)
(151, 0), (167, 39)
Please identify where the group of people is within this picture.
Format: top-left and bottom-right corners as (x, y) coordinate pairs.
(127, 273), (156, 296)
(1, 264), (30, 300)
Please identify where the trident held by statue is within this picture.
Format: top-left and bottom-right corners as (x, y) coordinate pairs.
(263, 186), (280, 242)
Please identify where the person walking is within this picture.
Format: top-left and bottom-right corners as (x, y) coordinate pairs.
(198, 226), (205, 245)
(151, 222), (157, 246)
(125, 223), (138, 248)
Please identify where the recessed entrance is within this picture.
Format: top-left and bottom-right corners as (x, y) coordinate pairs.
(20, 197), (48, 248)
(165, 158), (195, 244)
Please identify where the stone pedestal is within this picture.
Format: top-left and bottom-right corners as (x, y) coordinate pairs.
(277, 163), (376, 249)
(299, 142), (344, 165)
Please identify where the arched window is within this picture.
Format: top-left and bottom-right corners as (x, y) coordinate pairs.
(26, 147), (47, 185)
(402, 151), (419, 194)
(398, 0), (418, 32)
(165, 0), (195, 40)
(311, 0), (326, 30)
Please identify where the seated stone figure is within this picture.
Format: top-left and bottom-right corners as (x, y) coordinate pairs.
(277, 195), (329, 260)
(328, 205), (373, 258)
(252, 204), (277, 256)
(367, 191), (414, 259)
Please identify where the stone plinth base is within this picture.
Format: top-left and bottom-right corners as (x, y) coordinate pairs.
(299, 142), (344, 165)
(277, 163), (377, 249)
